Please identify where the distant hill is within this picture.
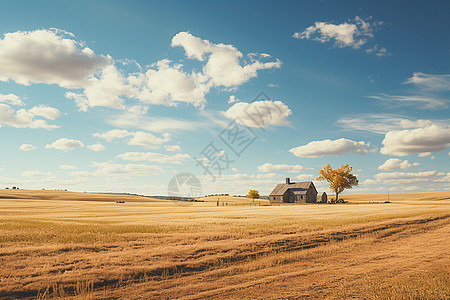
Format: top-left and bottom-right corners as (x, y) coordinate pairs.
(0, 189), (166, 202)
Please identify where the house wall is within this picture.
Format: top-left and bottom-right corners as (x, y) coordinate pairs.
(269, 195), (284, 203)
(270, 184), (318, 204)
(306, 185), (317, 203)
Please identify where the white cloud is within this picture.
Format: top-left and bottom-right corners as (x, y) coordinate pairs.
(268, 83), (279, 88)
(381, 124), (450, 156)
(228, 95), (239, 103)
(92, 129), (130, 142)
(117, 152), (191, 164)
(378, 158), (420, 171)
(131, 59), (209, 107)
(22, 171), (51, 178)
(66, 65), (132, 111)
(87, 143), (106, 152)
(93, 129), (170, 148)
(374, 171), (443, 180)
(0, 93), (24, 106)
(224, 100), (291, 128)
(405, 73), (450, 91)
(368, 94), (447, 110)
(90, 161), (163, 177)
(171, 31), (211, 61)
(290, 138), (375, 158)
(109, 105), (196, 132)
(165, 145), (181, 152)
(257, 163), (313, 173)
(294, 16), (388, 56)
(418, 152), (431, 157)
(45, 138), (84, 151)
(19, 144), (36, 151)
(128, 131), (170, 147)
(0, 103), (59, 129)
(363, 170), (448, 189)
(172, 31), (281, 88)
(336, 115), (411, 134)
(293, 174), (315, 181)
(0, 29), (281, 112)
(60, 164), (78, 170)
(0, 29), (109, 87)
(29, 105), (61, 120)
(365, 44), (391, 57)
(336, 115), (449, 135)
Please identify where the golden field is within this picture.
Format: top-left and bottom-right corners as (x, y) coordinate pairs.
(0, 189), (449, 299)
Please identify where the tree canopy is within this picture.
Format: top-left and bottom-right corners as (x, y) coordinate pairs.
(246, 189), (260, 204)
(316, 164), (358, 202)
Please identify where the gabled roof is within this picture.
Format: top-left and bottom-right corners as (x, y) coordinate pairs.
(269, 181), (317, 196)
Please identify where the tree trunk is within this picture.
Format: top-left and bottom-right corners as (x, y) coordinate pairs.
(336, 192), (339, 203)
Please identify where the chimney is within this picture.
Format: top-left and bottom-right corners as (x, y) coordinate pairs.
(286, 178), (290, 184)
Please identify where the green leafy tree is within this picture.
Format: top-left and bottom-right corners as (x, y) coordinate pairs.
(246, 189), (260, 204)
(317, 164), (358, 202)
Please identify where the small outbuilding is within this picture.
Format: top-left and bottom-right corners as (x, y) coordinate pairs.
(269, 178), (318, 203)
(321, 192), (327, 203)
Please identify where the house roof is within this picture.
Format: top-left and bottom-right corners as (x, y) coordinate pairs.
(269, 181), (317, 196)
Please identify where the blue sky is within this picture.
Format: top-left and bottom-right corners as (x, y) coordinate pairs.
(0, 0), (449, 196)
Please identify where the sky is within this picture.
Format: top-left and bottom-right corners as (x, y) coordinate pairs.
(0, 0), (449, 196)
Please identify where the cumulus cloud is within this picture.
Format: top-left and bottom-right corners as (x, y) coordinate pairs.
(289, 138), (376, 158)
(228, 95), (239, 103)
(294, 16), (388, 56)
(19, 144), (36, 151)
(128, 131), (170, 147)
(368, 94), (447, 110)
(0, 29), (281, 111)
(0, 28), (109, 87)
(92, 129), (130, 142)
(0, 103), (59, 129)
(66, 65), (132, 111)
(405, 72), (450, 91)
(130, 59), (209, 107)
(378, 158), (420, 171)
(224, 100), (291, 128)
(381, 124), (450, 156)
(165, 145), (181, 152)
(418, 152), (432, 157)
(87, 143), (106, 152)
(117, 152), (191, 164)
(0, 93), (24, 106)
(257, 163), (313, 173)
(93, 129), (170, 147)
(172, 32), (281, 88)
(45, 138), (84, 151)
(29, 105), (61, 120)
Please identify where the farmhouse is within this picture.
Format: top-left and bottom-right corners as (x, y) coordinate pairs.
(269, 178), (318, 203)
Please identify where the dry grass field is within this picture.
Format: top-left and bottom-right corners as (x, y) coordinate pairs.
(0, 189), (449, 299)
